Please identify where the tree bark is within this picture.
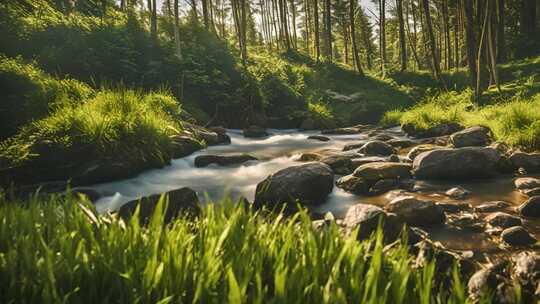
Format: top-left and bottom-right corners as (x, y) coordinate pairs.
(379, 0), (386, 76)
(397, 0), (407, 71)
(422, 0), (445, 87)
(324, 0), (332, 61)
(314, 0), (321, 61)
(350, 0), (363, 75)
(173, 0), (182, 59)
(463, 0), (478, 98)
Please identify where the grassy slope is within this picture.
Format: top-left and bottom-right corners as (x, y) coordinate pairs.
(381, 55), (540, 150)
(0, 194), (483, 304)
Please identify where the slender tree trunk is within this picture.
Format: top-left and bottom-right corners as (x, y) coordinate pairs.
(379, 0), (386, 76)
(324, 0), (332, 61)
(463, 0), (479, 98)
(305, 0), (311, 54)
(173, 0), (182, 59)
(350, 0), (364, 75)
(422, 0), (445, 87)
(521, 0), (537, 39)
(405, 0), (421, 70)
(202, 0), (210, 29)
(496, 0), (505, 62)
(442, 0), (452, 69)
(291, 0), (298, 49)
(454, 0), (460, 69)
(314, 0), (321, 61)
(397, 0), (407, 71)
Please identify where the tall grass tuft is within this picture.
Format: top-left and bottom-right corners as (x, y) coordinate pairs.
(0, 193), (476, 303)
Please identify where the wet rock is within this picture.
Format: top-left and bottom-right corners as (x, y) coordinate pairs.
(450, 126), (491, 148)
(410, 180), (447, 192)
(468, 265), (514, 303)
(501, 226), (537, 246)
(200, 130), (230, 145)
(298, 152), (322, 162)
(475, 201), (511, 213)
(370, 179), (398, 195)
(403, 122), (464, 138)
(522, 187), (540, 197)
(353, 162), (411, 181)
(412, 147), (501, 180)
(371, 134), (394, 141)
(320, 155), (353, 175)
(387, 138), (416, 148)
(350, 156), (391, 169)
(321, 127), (361, 135)
(307, 135), (330, 142)
(406, 144), (443, 161)
(445, 187), (471, 199)
(414, 240), (475, 280)
(194, 154), (258, 167)
(385, 196), (446, 227)
(171, 135), (204, 158)
(119, 187), (200, 224)
(447, 213), (484, 231)
(508, 152), (540, 173)
(485, 212), (522, 229)
(437, 202), (471, 213)
(358, 140), (396, 156)
(254, 162), (334, 208)
(208, 126), (227, 135)
(335, 175), (369, 194)
(243, 125), (269, 138)
(518, 196), (540, 217)
(514, 177), (540, 190)
(343, 141), (367, 151)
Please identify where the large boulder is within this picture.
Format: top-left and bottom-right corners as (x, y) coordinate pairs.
(512, 252), (540, 297)
(518, 196), (540, 217)
(320, 155), (353, 175)
(450, 126), (491, 147)
(194, 154), (258, 167)
(385, 196), (446, 227)
(351, 156), (396, 169)
(485, 212), (522, 229)
(358, 140), (396, 156)
(412, 147), (501, 179)
(501, 226), (537, 246)
(353, 162), (411, 181)
(508, 152), (540, 173)
(243, 126), (269, 138)
(406, 144), (442, 161)
(170, 135), (205, 158)
(118, 187), (200, 224)
(254, 163), (334, 208)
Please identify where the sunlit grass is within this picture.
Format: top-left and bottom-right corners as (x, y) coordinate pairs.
(0, 193), (479, 303)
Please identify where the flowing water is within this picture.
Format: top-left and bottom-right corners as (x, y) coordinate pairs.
(92, 128), (539, 255)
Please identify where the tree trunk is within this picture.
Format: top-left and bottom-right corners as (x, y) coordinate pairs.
(202, 0), (210, 29)
(173, 0), (182, 59)
(291, 0), (298, 49)
(324, 0), (332, 61)
(422, 0), (445, 87)
(521, 0), (537, 39)
(496, 0), (505, 62)
(397, 0), (407, 71)
(379, 0), (386, 76)
(349, 0), (364, 75)
(314, 0), (321, 61)
(463, 0), (478, 97)
(442, 0), (452, 69)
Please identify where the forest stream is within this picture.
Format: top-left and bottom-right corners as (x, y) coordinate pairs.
(90, 127), (540, 259)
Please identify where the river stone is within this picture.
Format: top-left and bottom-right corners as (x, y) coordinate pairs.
(436, 202), (471, 213)
(501, 226), (537, 246)
(118, 187), (200, 224)
(387, 139), (416, 148)
(335, 175), (369, 194)
(321, 127), (361, 135)
(445, 187), (471, 199)
(171, 135), (204, 158)
(403, 122), (463, 138)
(298, 152), (322, 162)
(412, 147), (501, 180)
(371, 134), (394, 141)
(351, 156), (392, 169)
(206, 127), (231, 144)
(370, 179), (398, 195)
(358, 140), (396, 156)
(243, 125), (268, 138)
(508, 152), (540, 173)
(353, 162), (411, 181)
(194, 154), (258, 167)
(523, 187), (540, 197)
(518, 196), (540, 217)
(343, 141), (367, 151)
(514, 177), (540, 190)
(254, 162), (334, 208)
(208, 126), (227, 135)
(385, 196), (446, 227)
(450, 126), (491, 147)
(406, 144), (442, 161)
(485, 212), (522, 228)
(475, 201), (511, 213)
(467, 267), (513, 303)
(320, 155), (353, 175)
(307, 135), (330, 142)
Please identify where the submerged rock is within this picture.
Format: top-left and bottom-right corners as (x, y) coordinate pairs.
(412, 147), (501, 179)
(508, 152), (540, 173)
(501, 226), (537, 246)
(254, 162), (334, 209)
(307, 135), (330, 142)
(450, 126), (491, 148)
(358, 140), (396, 156)
(194, 154), (257, 167)
(485, 212), (522, 229)
(118, 187), (200, 224)
(385, 196), (445, 227)
(243, 125), (268, 138)
(518, 196), (540, 217)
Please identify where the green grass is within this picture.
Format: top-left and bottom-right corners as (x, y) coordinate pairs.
(0, 193), (489, 304)
(0, 88), (184, 184)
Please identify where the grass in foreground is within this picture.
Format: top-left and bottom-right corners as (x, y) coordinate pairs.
(0, 194), (492, 304)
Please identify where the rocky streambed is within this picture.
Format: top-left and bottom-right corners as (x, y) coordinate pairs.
(81, 123), (539, 300)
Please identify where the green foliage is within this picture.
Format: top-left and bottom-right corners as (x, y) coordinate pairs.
(0, 89), (182, 182)
(0, 56), (93, 140)
(0, 194), (474, 303)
